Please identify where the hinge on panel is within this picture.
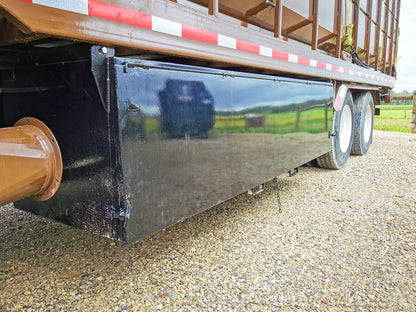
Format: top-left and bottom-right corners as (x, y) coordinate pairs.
(328, 131), (336, 138)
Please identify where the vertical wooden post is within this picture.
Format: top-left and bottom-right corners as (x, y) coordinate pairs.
(311, 0), (319, 50)
(274, 0), (282, 38)
(374, 0), (382, 71)
(392, 0), (401, 75)
(382, 0), (390, 73)
(209, 0), (218, 16)
(387, 0), (396, 75)
(352, 0), (360, 49)
(412, 91), (416, 133)
(335, 0), (342, 58)
(364, 0), (373, 64)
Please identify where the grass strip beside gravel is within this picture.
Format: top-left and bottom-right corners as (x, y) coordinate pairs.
(374, 104), (413, 133)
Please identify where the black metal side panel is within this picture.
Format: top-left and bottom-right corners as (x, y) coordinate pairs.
(114, 59), (333, 243)
(1, 59), (127, 241)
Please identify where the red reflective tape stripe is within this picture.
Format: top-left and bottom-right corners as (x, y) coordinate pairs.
(88, 0), (152, 30)
(272, 50), (289, 61)
(182, 25), (218, 45)
(236, 40), (260, 54)
(14, 1), (396, 87)
(298, 56), (310, 66)
(335, 95), (344, 111)
(317, 61), (326, 69)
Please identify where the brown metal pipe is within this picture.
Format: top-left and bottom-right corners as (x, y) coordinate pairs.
(0, 117), (62, 206)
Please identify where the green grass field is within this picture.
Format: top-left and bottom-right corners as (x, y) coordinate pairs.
(374, 104), (413, 133)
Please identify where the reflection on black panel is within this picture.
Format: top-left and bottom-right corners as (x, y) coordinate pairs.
(159, 79), (214, 138)
(114, 59), (333, 242)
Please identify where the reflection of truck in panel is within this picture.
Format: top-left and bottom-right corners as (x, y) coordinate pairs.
(0, 0), (400, 243)
(159, 79), (215, 138)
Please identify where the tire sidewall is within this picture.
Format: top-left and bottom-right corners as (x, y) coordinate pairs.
(359, 93), (374, 153)
(352, 92), (374, 155)
(332, 90), (354, 168)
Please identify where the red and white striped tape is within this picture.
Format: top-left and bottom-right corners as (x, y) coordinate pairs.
(334, 85), (348, 111)
(20, 0), (395, 86)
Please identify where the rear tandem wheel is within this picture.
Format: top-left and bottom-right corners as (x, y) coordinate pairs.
(351, 91), (375, 156)
(317, 89), (354, 169)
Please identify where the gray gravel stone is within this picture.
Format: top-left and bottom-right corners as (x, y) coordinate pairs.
(1, 130), (415, 311)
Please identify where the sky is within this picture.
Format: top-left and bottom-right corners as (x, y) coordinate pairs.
(394, 1), (416, 92)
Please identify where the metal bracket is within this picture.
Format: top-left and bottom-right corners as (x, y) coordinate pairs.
(248, 183), (265, 196)
(288, 168), (298, 177)
(328, 131), (336, 138)
(91, 45), (115, 113)
(273, 177), (282, 213)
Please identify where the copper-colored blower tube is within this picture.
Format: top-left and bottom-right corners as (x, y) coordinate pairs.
(0, 117), (63, 206)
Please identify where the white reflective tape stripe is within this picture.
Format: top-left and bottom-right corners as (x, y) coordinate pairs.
(218, 34), (236, 49)
(339, 66), (344, 73)
(349, 69), (354, 75)
(326, 63), (332, 71)
(338, 84), (348, 99)
(259, 46), (272, 57)
(288, 54), (298, 63)
(152, 16), (182, 37)
(33, 0), (88, 15)
(0, 143), (46, 159)
(310, 59), (317, 67)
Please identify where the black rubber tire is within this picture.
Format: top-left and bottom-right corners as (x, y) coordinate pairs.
(317, 90), (354, 169)
(351, 91), (374, 155)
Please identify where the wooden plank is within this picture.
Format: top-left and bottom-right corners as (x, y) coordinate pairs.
(318, 33), (336, 44)
(245, 2), (269, 18)
(284, 19), (312, 35)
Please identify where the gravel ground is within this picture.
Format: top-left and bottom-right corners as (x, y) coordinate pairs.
(1, 130), (415, 312)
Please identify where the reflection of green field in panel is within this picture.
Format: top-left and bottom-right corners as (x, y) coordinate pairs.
(214, 110), (327, 134)
(143, 109), (328, 136)
(375, 105), (413, 133)
(145, 118), (160, 135)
